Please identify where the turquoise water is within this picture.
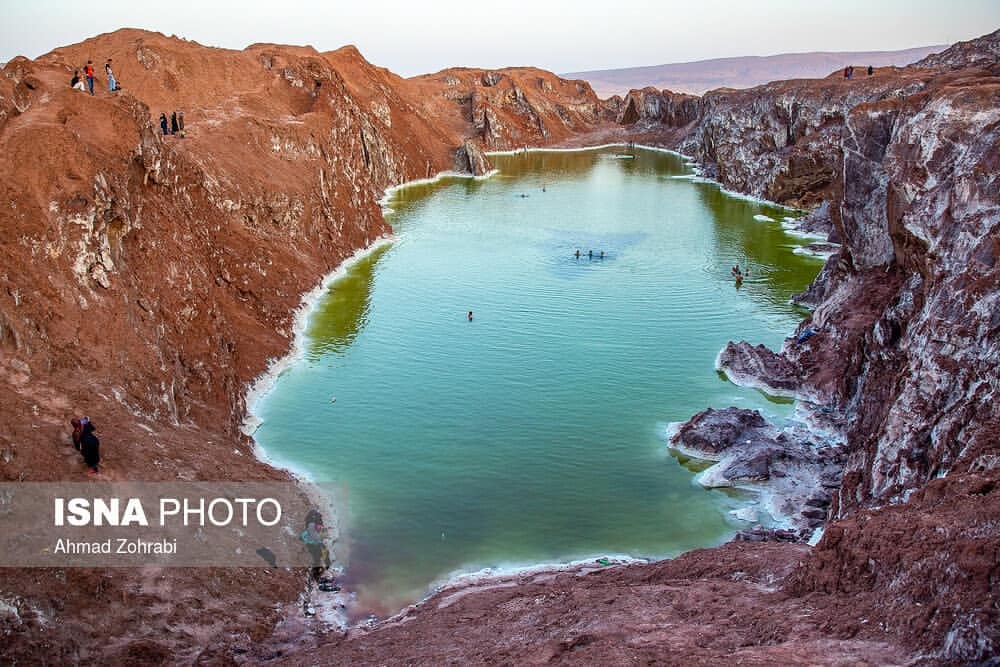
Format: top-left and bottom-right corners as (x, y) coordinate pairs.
(253, 147), (821, 614)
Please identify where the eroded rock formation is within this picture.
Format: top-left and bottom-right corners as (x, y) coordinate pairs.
(670, 407), (843, 532)
(667, 31), (1000, 662)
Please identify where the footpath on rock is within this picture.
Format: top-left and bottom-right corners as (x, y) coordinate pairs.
(0, 27), (997, 665)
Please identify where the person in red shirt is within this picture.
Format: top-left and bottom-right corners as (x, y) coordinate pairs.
(84, 60), (95, 95)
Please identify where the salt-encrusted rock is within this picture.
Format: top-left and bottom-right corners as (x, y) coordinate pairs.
(454, 139), (492, 176)
(670, 407), (766, 456)
(716, 341), (804, 399)
(786, 200), (835, 240)
(670, 407), (843, 531)
(616, 87), (699, 127)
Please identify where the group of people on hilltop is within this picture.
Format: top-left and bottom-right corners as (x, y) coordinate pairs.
(70, 58), (119, 94)
(68, 60), (189, 139)
(843, 65), (875, 79)
(159, 110), (185, 137)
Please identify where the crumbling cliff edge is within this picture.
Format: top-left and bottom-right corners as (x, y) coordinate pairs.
(1, 28), (997, 665)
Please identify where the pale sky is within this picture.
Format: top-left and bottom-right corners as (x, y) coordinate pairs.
(1, 0), (997, 76)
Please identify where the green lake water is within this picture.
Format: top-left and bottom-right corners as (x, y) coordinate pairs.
(252, 147), (823, 614)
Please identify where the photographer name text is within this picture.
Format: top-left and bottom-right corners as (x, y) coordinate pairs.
(54, 537), (178, 555)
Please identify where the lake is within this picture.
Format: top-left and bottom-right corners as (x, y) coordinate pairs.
(251, 146), (822, 614)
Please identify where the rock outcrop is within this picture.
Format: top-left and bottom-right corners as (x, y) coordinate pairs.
(703, 62), (1000, 515)
(614, 68), (939, 211)
(615, 86), (699, 127)
(914, 28), (1000, 69)
(409, 67), (604, 150)
(454, 139), (492, 176)
(670, 407), (843, 532)
(831, 65), (1000, 511)
(660, 31), (1000, 662)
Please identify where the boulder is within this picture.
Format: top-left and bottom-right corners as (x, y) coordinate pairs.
(454, 140), (492, 176)
(716, 341), (803, 398)
(670, 407), (766, 457)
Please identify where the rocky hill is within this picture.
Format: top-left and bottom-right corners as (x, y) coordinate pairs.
(914, 28), (1000, 69)
(565, 45), (946, 97)
(1, 28), (997, 665)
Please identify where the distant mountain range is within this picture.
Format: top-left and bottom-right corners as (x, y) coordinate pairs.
(564, 45), (947, 98)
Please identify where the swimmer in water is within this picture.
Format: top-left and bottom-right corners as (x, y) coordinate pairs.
(575, 249), (580, 259)
(599, 251), (605, 259)
(588, 250), (593, 259)
(468, 311), (473, 321)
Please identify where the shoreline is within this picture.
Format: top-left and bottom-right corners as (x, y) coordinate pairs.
(242, 168), (516, 627)
(365, 554), (655, 629)
(241, 142), (821, 624)
(666, 429), (795, 531)
(241, 234), (397, 622)
(242, 235), (397, 443)
(493, 142), (803, 213)
(378, 169), (500, 214)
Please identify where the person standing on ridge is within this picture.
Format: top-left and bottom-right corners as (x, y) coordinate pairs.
(71, 417), (83, 451)
(867, 65), (874, 76)
(160, 113), (169, 136)
(178, 111), (185, 137)
(84, 60), (95, 95)
(80, 419), (100, 474)
(300, 510), (331, 577)
(105, 59), (117, 92)
(170, 111), (179, 135)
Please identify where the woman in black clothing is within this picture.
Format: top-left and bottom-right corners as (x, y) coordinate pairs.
(81, 422), (100, 474)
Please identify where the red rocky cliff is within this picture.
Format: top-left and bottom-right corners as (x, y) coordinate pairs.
(623, 30), (1000, 662)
